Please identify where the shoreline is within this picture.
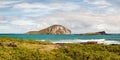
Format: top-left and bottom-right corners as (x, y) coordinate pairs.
(50, 40), (120, 45)
(33, 38), (120, 45)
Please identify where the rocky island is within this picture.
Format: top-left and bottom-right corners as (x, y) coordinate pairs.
(81, 31), (107, 35)
(26, 25), (71, 34)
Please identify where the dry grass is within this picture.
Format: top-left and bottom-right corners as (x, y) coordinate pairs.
(0, 36), (61, 51)
(19, 43), (60, 51)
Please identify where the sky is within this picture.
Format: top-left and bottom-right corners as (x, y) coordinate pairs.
(0, 0), (120, 33)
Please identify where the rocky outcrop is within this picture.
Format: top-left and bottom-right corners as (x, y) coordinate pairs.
(26, 25), (71, 34)
(80, 41), (98, 44)
(81, 31), (106, 35)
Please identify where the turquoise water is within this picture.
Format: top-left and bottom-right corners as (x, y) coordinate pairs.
(0, 34), (120, 44)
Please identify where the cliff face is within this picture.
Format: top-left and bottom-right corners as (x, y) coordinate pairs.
(26, 25), (71, 34)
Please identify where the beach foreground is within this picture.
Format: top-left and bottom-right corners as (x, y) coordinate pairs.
(0, 37), (120, 60)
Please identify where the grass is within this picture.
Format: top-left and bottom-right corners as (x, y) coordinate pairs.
(0, 36), (120, 60)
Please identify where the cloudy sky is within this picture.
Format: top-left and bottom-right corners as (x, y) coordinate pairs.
(0, 0), (120, 33)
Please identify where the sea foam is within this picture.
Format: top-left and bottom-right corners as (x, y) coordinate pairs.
(51, 39), (120, 45)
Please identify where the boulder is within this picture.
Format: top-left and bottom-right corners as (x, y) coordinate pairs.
(0, 42), (4, 46)
(7, 42), (17, 47)
(26, 25), (71, 34)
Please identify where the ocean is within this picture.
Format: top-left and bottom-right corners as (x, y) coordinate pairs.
(0, 34), (120, 44)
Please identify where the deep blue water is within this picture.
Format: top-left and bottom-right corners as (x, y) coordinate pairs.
(0, 34), (120, 44)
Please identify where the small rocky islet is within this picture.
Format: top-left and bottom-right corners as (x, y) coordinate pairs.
(80, 31), (107, 35)
(26, 25), (71, 34)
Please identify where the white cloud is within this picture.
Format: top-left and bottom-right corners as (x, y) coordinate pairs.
(13, 3), (80, 13)
(0, 1), (20, 8)
(0, 24), (27, 33)
(0, 16), (5, 20)
(0, 16), (8, 23)
(13, 3), (49, 9)
(0, 20), (8, 24)
(11, 20), (36, 25)
(106, 0), (120, 7)
(0, 25), (11, 30)
(84, 0), (110, 6)
(96, 24), (120, 31)
(84, 0), (111, 10)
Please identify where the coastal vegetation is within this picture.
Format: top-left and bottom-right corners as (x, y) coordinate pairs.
(0, 36), (120, 60)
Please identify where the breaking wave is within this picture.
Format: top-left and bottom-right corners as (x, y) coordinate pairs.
(45, 39), (120, 45)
